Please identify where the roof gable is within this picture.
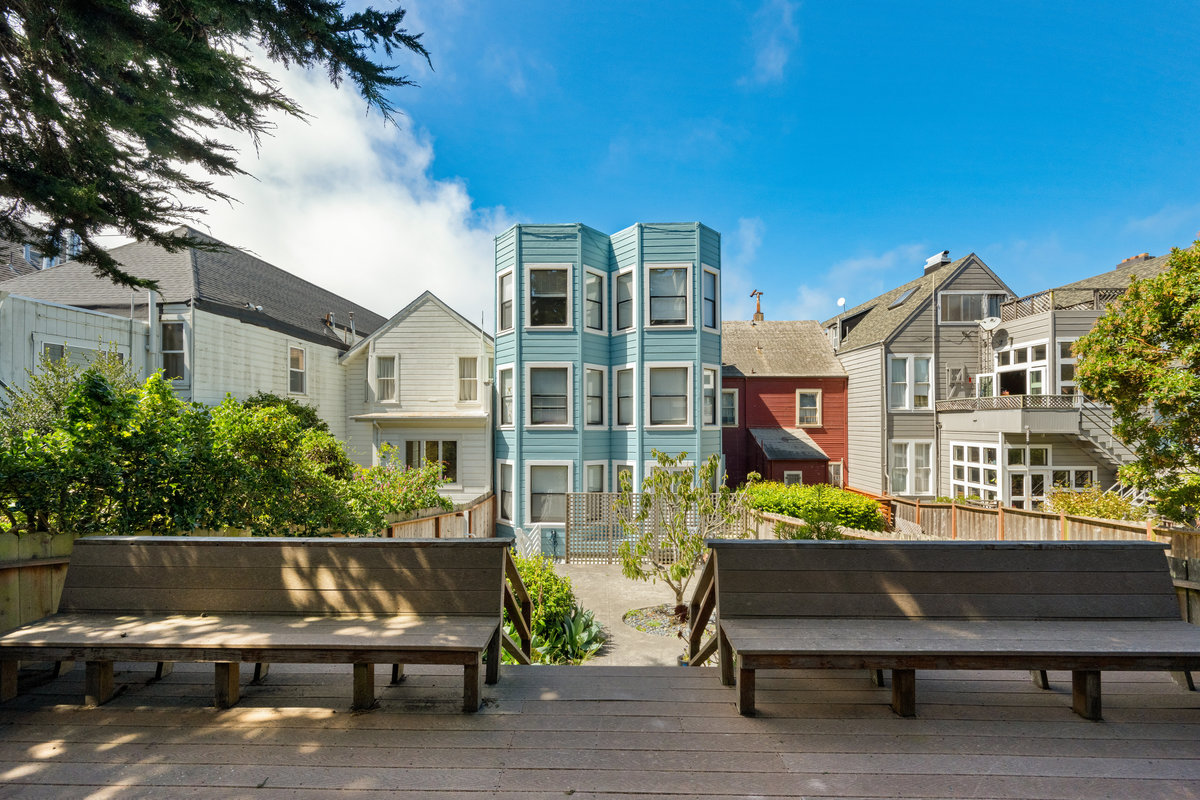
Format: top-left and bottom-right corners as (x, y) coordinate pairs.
(721, 320), (844, 378)
(341, 290), (491, 363)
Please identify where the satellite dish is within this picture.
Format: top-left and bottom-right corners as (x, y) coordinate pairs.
(978, 316), (1002, 331)
(991, 329), (1009, 349)
(837, 297), (846, 308)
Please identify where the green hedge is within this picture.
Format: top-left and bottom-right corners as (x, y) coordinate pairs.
(743, 482), (886, 532)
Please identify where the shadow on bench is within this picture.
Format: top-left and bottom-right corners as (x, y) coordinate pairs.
(1, 536), (533, 712)
(688, 540), (1200, 720)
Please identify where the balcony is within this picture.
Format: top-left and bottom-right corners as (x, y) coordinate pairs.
(1000, 288), (1126, 322)
(936, 393), (1083, 435)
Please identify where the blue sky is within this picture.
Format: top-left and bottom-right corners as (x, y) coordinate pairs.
(198, 1), (1200, 326)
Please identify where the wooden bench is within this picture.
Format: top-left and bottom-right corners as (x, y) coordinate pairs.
(687, 540), (1200, 720)
(0, 536), (532, 711)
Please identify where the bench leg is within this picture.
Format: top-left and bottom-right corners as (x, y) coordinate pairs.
(352, 663), (376, 710)
(1, 660), (17, 701)
(1072, 670), (1101, 720)
(735, 657), (755, 716)
(54, 660), (75, 678)
(870, 669), (886, 688)
(891, 669), (916, 717)
(1171, 671), (1195, 691)
(719, 627), (735, 687)
(463, 653), (483, 712)
(485, 626), (501, 685)
(391, 663), (405, 684)
(86, 660), (115, 707)
(1031, 670), (1050, 690)
(214, 662), (240, 709)
(252, 663), (270, 684)
(153, 662), (174, 681)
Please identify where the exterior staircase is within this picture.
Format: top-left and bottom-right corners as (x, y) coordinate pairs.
(1076, 401), (1136, 467)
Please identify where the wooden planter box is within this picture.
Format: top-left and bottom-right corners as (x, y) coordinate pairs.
(0, 531), (76, 634)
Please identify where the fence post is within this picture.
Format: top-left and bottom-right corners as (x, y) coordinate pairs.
(915, 498), (921, 526)
(433, 515), (441, 539)
(950, 501), (958, 540)
(997, 505), (1005, 540)
(1060, 513), (1068, 541)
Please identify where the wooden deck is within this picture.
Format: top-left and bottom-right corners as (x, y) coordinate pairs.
(1, 662), (1198, 798)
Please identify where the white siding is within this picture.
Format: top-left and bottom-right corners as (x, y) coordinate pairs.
(189, 309), (348, 440)
(0, 292), (151, 389)
(839, 344), (884, 494)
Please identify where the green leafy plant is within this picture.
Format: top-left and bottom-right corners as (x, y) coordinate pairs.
(504, 553), (576, 637)
(744, 482), (885, 531)
(1044, 483), (1148, 521)
(537, 605), (606, 665)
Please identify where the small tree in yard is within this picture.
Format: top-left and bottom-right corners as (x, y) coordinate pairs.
(616, 450), (748, 620)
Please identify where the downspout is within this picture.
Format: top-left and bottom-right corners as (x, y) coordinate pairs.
(635, 223), (644, 484)
(512, 226), (523, 531)
(577, 224), (584, 492)
(930, 268), (940, 497)
(695, 222), (703, 483)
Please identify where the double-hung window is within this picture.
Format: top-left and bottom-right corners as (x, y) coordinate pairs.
(584, 367), (605, 427)
(584, 270), (605, 332)
(720, 388), (738, 427)
(795, 389), (822, 426)
(614, 270), (634, 331)
(405, 440), (458, 483)
(458, 357), (478, 402)
(161, 322), (186, 381)
(890, 441), (933, 495)
(498, 367), (514, 426)
(615, 368), (634, 426)
(498, 462), (514, 522)
(647, 264), (689, 326)
(497, 271), (514, 332)
(528, 266), (569, 327)
(529, 464), (569, 523)
(288, 346), (306, 394)
(528, 365), (570, 426)
(888, 355), (932, 410)
(701, 266), (719, 330)
(376, 355), (397, 402)
(702, 368), (718, 427)
(648, 365), (690, 426)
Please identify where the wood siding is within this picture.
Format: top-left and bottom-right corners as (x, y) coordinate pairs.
(839, 345), (883, 494)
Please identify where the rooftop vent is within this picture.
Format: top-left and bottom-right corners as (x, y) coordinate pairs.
(924, 250), (951, 274)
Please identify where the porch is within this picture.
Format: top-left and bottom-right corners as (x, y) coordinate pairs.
(1, 661), (1198, 798)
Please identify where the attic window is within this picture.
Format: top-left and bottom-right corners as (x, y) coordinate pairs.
(888, 288), (917, 309)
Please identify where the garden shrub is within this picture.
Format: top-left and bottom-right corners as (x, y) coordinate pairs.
(744, 482), (885, 531)
(1045, 483), (1148, 521)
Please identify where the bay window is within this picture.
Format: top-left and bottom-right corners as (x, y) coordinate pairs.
(528, 266), (569, 327)
(528, 365), (570, 426)
(647, 265), (689, 326)
(648, 365), (690, 426)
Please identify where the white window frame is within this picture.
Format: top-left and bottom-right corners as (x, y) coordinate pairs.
(160, 320), (188, 384)
(937, 290), (1007, 324)
(721, 387), (739, 428)
(644, 262), (693, 329)
(614, 366), (636, 428)
(644, 362), (694, 429)
(613, 266), (636, 334)
(1057, 338), (1079, 395)
(888, 354), (933, 411)
(701, 264), (720, 332)
(827, 461), (844, 487)
(405, 439), (461, 487)
(583, 267), (607, 334)
(525, 460), (573, 525)
(373, 352), (400, 404)
(288, 344), (307, 396)
(583, 364), (608, 429)
(497, 460), (515, 523)
(497, 365), (515, 428)
(497, 269), (515, 333)
(524, 263), (573, 330)
(976, 372), (995, 398)
(949, 441), (1000, 502)
(643, 458), (695, 482)
(701, 365), (720, 430)
(613, 461), (637, 493)
(583, 460), (608, 493)
(525, 362), (573, 429)
(458, 356), (479, 403)
(795, 388), (823, 427)
(889, 440), (934, 495)
(782, 470), (804, 486)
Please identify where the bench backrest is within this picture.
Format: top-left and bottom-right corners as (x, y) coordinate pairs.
(709, 540), (1180, 621)
(59, 537), (509, 617)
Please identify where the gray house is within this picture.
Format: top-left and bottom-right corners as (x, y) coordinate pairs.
(823, 251), (1014, 498)
(934, 253), (1168, 508)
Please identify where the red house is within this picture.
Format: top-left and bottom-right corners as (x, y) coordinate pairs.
(721, 320), (849, 487)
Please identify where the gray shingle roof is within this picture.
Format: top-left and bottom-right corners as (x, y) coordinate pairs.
(1, 227), (387, 350)
(721, 320), (844, 378)
(1052, 253), (1171, 292)
(751, 427), (829, 461)
(0, 236), (47, 283)
(820, 256), (978, 352)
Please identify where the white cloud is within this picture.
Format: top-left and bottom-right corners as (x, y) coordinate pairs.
(186, 56), (511, 329)
(1123, 203), (1200, 238)
(741, 0), (801, 86)
(721, 217), (765, 321)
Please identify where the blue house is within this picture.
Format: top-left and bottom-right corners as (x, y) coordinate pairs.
(493, 222), (723, 547)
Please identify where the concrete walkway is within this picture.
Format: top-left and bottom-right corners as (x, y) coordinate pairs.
(557, 563), (690, 666)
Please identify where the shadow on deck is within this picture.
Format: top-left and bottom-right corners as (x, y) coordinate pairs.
(1, 662), (1198, 798)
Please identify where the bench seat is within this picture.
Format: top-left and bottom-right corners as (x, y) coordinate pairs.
(0, 537), (532, 712)
(690, 540), (1200, 720)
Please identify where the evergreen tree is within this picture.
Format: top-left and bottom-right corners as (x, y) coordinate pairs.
(0, 0), (429, 287)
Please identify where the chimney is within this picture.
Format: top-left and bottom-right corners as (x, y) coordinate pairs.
(751, 289), (764, 322)
(1117, 252), (1153, 266)
(924, 250), (951, 275)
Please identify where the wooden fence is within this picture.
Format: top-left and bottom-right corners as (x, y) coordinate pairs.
(563, 492), (755, 564)
(382, 493), (496, 539)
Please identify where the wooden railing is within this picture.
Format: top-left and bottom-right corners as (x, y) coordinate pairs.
(887, 496), (1170, 542)
(501, 548), (533, 665)
(936, 394), (1080, 412)
(382, 493), (496, 539)
(687, 553), (718, 667)
(1001, 288), (1127, 322)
